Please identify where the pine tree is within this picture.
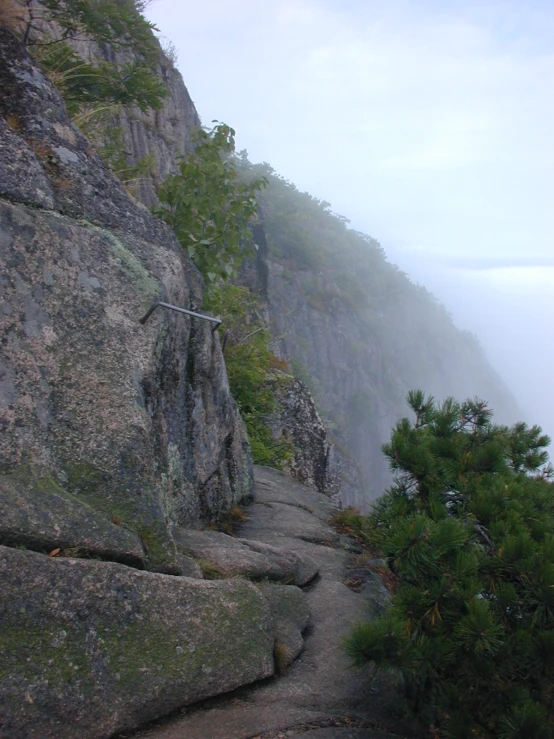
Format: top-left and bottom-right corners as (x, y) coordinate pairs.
(346, 391), (554, 738)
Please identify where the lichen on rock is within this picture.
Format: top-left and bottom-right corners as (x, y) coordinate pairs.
(0, 28), (253, 576)
(0, 545), (274, 739)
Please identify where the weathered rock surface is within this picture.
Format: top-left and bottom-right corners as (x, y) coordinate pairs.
(0, 545), (274, 739)
(127, 467), (413, 739)
(344, 567), (390, 621)
(239, 466), (340, 546)
(172, 527), (319, 586)
(0, 471), (144, 567)
(271, 376), (340, 497)
(116, 52), (201, 208)
(177, 554), (204, 579)
(239, 233), (340, 499)
(71, 32), (201, 209)
(256, 582), (310, 669)
(0, 29), (252, 572)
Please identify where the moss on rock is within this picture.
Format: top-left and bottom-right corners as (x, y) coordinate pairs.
(0, 546), (274, 739)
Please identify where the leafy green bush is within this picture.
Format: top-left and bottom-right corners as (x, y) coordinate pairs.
(205, 284), (293, 468)
(32, 41), (166, 118)
(24, 1), (158, 53)
(345, 391), (554, 738)
(154, 124), (267, 283)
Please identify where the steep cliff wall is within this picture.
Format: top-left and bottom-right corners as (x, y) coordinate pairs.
(237, 225), (340, 497)
(92, 39), (201, 207)
(60, 11), (519, 510)
(0, 28), (252, 573)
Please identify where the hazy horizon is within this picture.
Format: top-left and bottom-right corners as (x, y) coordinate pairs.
(146, 0), (554, 443)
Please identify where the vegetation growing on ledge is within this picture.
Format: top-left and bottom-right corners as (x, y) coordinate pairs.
(6, 0), (166, 187)
(205, 284), (294, 469)
(346, 391), (554, 739)
(237, 157), (401, 306)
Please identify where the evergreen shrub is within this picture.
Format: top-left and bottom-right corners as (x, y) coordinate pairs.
(346, 390), (554, 739)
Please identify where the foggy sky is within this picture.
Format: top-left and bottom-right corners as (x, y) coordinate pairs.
(146, 0), (554, 441)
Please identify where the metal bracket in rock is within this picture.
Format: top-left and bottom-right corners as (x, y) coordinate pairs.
(139, 301), (222, 332)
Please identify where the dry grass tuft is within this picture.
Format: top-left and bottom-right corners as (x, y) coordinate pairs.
(273, 639), (292, 675)
(212, 504), (249, 536)
(197, 560), (226, 580)
(229, 504), (248, 523)
(0, 0), (27, 33)
(5, 113), (21, 132)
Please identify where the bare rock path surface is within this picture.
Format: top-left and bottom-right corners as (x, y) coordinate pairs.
(124, 467), (414, 739)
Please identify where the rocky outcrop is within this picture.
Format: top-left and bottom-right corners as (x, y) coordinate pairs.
(239, 226), (340, 498)
(172, 526), (319, 586)
(271, 375), (340, 497)
(0, 28), (252, 573)
(120, 60), (200, 208)
(87, 39), (201, 207)
(0, 471), (145, 567)
(0, 545), (274, 739)
(265, 262), (396, 508)
(256, 581), (310, 670)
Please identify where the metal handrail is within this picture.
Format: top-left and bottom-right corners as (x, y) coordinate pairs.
(139, 301), (222, 331)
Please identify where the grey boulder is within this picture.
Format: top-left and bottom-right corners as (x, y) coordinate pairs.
(0, 546), (274, 739)
(172, 527), (318, 585)
(256, 582), (310, 670)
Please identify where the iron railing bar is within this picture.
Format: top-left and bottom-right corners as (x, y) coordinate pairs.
(139, 301), (222, 330)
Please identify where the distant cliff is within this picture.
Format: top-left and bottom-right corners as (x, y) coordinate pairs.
(236, 165), (520, 507)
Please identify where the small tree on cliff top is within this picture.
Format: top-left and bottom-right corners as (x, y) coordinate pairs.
(346, 391), (554, 739)
(154, 122), (267, 283)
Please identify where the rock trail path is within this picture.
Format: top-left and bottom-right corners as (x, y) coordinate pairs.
(124, 467), (415, 739)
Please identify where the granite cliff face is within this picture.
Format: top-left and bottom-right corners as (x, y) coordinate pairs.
(93, 41), (201, 207)
(0, 28), (252, 573)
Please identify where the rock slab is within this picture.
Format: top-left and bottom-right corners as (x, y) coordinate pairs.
(172, 527), (319, 586)
(0, 546), (274, 739)
(0, 471), (145, 567)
